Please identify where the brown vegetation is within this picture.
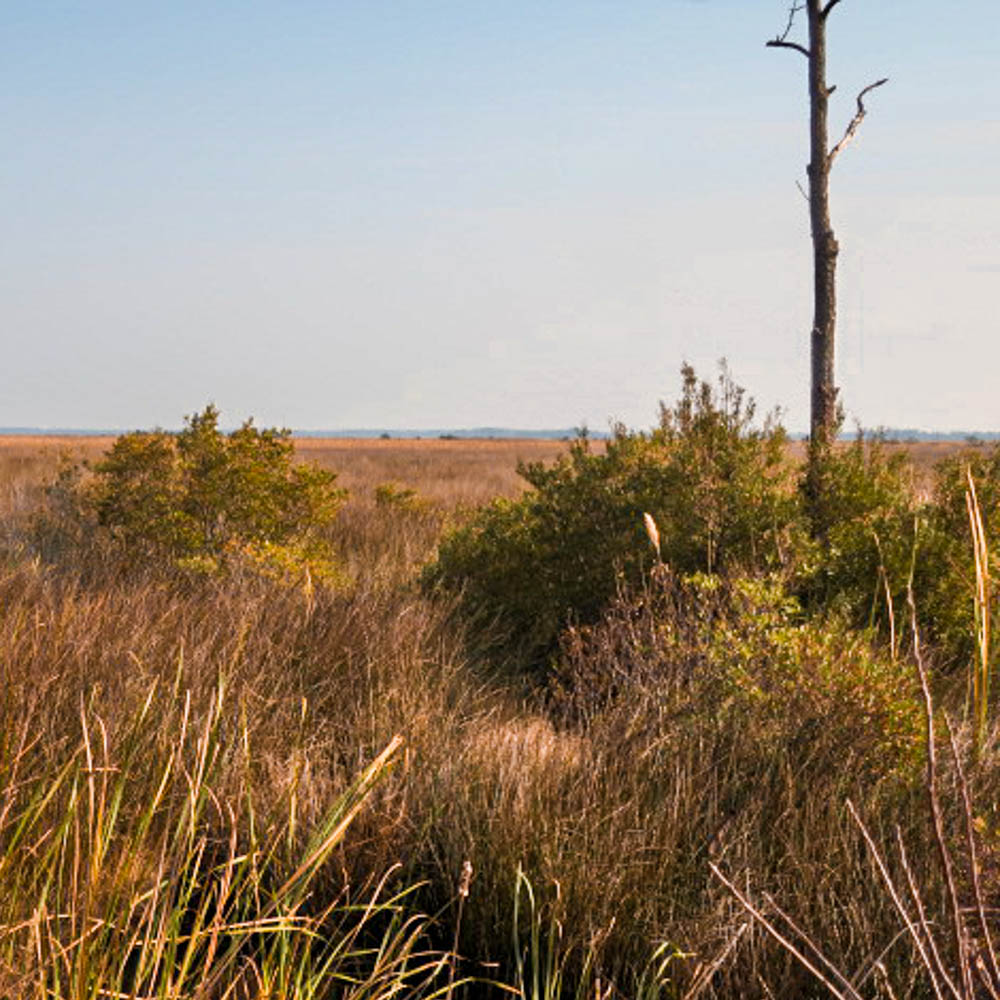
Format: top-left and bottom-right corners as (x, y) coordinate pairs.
(0, 433), (971, 510)
(1, 432), (999, 999)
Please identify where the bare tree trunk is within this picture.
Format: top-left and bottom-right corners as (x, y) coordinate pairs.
(767, 0), (886, 525)
(806, 0), (838, 447)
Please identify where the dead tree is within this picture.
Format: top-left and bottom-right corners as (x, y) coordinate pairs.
(767, 1), (886, 459)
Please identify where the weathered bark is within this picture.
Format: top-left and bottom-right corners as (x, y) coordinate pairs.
(806, 0), (838, 447)
(767, 0), (886, 518)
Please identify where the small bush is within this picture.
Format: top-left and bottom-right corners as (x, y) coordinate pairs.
(91, 405), (346, 575)
(29, 456), (98, 562)
(426, 364), (797, 668)
(374, 481), (426, 513)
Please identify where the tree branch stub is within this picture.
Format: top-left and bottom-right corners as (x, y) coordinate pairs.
(777, 2), (806, 42)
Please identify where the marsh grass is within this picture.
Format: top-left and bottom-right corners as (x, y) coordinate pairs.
(2, 435), (999, 999)
(0, 674), (439, 999)
(712, 603), (1000, 999)
(966, 469), (992, 757)
(0, 541), (485, 998)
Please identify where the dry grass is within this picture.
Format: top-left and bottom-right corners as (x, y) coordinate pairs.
(0, 434), (968, 512)
(785, 437), (977, 491)
(0, 435), (573, 511)
(294, 437), (573, 507)
(1, 434), (998, 999)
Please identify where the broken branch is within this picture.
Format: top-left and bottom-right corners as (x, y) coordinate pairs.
(828, 77), (888, 166)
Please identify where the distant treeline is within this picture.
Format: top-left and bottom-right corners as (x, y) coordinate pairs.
(825, 428), (1000, 443)
(0, 426), (606, 440)
(3, 426), (1000, 442)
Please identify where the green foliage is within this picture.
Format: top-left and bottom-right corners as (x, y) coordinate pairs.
(426, 365), (796, 667)
(917, 444), (1000, 666)
(29, 456), (97, 562)
(555, 571), (923, 775)
(424, 364), (998, 675)
(374, 481), (426, 513)
(709, 575), (923, 767)
(798, 431), (921, 639)
(648, 363), (796, 573)
(91, 405), (346, 575)
(801, 435), (1000, 669)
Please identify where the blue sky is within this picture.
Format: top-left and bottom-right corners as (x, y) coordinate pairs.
(2, 1), (997, 432)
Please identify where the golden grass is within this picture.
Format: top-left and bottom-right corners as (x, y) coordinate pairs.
(0, 435), (573, 510)
(1, 434), (971, 504)
(295, 437), (576, 506)
(1, 432), (997, 999)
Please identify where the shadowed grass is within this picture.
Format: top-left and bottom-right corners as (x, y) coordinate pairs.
(0, 678), (442, 999)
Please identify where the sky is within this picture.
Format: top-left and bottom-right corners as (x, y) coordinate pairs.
(1, 1), (998, 433)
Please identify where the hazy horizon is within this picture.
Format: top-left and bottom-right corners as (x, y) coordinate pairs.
(4, 423), (1000, 443)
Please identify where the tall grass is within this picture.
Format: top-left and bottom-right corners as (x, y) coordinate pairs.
(966, 468), (992, 756)
(1, 437), (999, 998)
(0, 672), (436, 998)
(712, 602), (1000, 999)
(0, 546), (483, 997)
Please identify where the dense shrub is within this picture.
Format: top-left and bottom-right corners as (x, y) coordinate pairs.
(797, 432), (922, 640)
(91, 405), (346, 575)
(425, 363), (1000, 679)
(373, 481), (426, 513)
(804, 436), (1000, 668)
(524, 570), (937, 995)
(426, 365), (797, 667)
(917, 444), (1000, 666)
(553, 571), (923, 769)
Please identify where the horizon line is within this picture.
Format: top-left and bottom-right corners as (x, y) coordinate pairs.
(2, 426), (1000, 442)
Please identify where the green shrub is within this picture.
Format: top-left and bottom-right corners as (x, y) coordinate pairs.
(801, 435), (1000, 669)
(374, 481), (426, 513)
(917, 444), (1000, 667)
(91, 405), (346, 575)
(797, 431), (922, 640)
(553, 571), (923, 776)
(425, 366), (991, 674)
(426, 365), (797, 668)
(28, 456), (98, 563)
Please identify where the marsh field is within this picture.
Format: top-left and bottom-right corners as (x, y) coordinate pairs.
(2, 423), (1000, 1000)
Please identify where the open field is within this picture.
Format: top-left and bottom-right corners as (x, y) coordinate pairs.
(0, 434), (979, 507)
(293, 436), (577, 505)
(0, 435), (570, 510)
(1, 430), (999, 999)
